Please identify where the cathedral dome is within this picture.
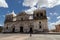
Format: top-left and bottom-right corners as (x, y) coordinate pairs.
(11, 10), (16, 17)
(6, 10), (16, 17)
(29, 16), (33, 20)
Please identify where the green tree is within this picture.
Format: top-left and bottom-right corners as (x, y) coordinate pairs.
(0, 26), (3, 32)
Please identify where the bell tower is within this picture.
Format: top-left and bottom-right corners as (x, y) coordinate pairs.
(4, 11), (16, 23)
(33, 9), (47, 20)
(33, 8), (48, 32)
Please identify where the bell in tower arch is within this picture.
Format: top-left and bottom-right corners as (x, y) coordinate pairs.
(33, 9), (47, 20)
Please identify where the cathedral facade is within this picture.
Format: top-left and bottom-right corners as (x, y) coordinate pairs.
(3, 9), (48, 33)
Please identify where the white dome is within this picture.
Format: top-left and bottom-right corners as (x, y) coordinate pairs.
(11, 10), (16, 16)
(29, 16), (33, 19)
(6, 10), (16, 17)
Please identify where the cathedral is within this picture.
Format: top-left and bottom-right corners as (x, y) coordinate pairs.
(3, 9), (48, 33)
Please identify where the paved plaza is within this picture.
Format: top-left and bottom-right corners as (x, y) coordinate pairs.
(0, 33), (60, 40)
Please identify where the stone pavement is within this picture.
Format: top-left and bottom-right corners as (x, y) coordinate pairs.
(25, 34), (60, 40)
(0, 34), (60, 40)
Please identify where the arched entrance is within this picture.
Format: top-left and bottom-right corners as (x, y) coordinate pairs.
(20, 26), (23, 33)
(12, 27), (15, 32)
(12, 25), (15, 33)
(29, 27), (33, 33)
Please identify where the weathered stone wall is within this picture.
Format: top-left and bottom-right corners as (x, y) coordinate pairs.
(3, 9), (48, 33)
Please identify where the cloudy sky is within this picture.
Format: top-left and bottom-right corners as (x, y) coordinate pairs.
(0, 0), (60, 30)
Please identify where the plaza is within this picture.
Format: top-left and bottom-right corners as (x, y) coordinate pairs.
(0, 33), (60, 40)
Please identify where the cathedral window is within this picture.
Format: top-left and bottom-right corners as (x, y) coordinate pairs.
(21, 18), (23, 21)
(6, 27), (8, 29)
(39, 22), (41, 25)
(39, 22), (42, 29)
(36, 14), (39, 17)
(40, 13), (43, 16)
(39, 22), (41, 24)
(39, 26), (41, 29)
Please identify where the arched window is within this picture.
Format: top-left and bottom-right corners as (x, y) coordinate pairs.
(39, 22), (41, 24)
(39, 22), (42, 29)
(39, 26), (41, 29)
(6, 27), (8, 29)
(36, 14), (39, 17)
(21, 18), (23, 21)
(40, 13), (43, 16)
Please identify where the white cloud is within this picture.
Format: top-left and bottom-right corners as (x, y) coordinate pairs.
(0, 0), (8, 8)
(48, 22), (55, 30)
(23, 0), (38, 7)
(54, 13), (58, 16)
(57, 16), (60, 19)
(48, 19), (60, 30)
(50, 12), (58, 16)
(23, 0), (60, 8)
(23, 0), (60, 14)
(0, 15), (5, 18)
(44, 0), (60, 8)
(50, 13), (53, 15)
(37, 0), (60, 8)
(55, 19), (60, 25)
(37, 0), (48, 8)
(48, 0), (60, 8)
(25, 7), (37, 14)
(0, 24), (3, 26)
(47, 17), (50, 20)
(2, 15), (5, 18)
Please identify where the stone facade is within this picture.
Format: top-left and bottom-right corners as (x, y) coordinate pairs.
(55, 24), (60, 32)
(3, 9), (48, 33)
